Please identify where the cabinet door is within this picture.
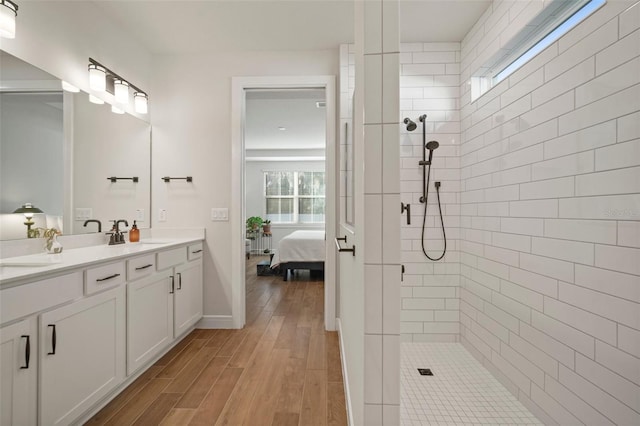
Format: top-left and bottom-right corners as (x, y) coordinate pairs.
(127, 271), (174, 375)
(174, 259), (203, 337)
(39, 286), (125, 426)
(0, 318), (37, 426)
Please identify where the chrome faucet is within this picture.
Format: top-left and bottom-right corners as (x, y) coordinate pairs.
(83, 219), (102, 233)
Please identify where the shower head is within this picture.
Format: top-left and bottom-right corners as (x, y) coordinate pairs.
(426, 140), (439, 165)
(403, 117), (417, 132)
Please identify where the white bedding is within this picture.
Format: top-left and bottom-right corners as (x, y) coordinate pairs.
(270, 230), (325, 267)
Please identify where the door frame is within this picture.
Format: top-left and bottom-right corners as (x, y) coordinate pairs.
(231, 75), (336, 330)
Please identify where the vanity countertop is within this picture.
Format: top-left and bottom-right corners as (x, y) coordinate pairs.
(0, 237), (203, 287)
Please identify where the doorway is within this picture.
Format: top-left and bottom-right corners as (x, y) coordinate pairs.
(231, 76), (336, 330)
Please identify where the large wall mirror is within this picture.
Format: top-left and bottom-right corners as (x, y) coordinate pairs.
(0, 50), (151, 240)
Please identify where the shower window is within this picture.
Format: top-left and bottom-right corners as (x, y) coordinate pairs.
(264, 171), (325, 224)
(470, 0), (606, 101)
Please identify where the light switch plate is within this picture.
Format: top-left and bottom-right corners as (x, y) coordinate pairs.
(135, 209), (145, 222)
(158, 209), (167, 222)
(211, 208), (229, 221)
(75, 208), (93, 221)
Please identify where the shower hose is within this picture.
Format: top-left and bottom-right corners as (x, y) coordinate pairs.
(421, 162), (447, 261)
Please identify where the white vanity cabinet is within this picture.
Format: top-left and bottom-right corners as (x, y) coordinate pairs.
(174, 258), (203, 337)
(0, 318), (37, 426)
(126, 269), (174, 375)
(157, 244), (203, 338)
(0, 237), (204, 426)
(39, 285), (126, 426)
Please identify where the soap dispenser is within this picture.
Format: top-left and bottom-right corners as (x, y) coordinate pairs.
(129, 220), (140, 243)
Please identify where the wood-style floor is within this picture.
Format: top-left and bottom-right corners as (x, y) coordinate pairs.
(86, 255), (347, 426)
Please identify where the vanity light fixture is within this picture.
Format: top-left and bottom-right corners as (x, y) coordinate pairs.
(88, 58), (148, 114)
(89, 94), (104, 105)
(134, 92), (148, 114)
(114, 79), (129, 104)
(61, 81), (80, 93)
(0, 0), (18, 39)
(88, 63), (106, 92)
(13, 203), (43, 237)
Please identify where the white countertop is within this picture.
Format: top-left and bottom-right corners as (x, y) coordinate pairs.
(0, 237), (203, 287)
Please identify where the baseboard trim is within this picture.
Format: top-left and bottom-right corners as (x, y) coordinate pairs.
(197, 315), (236, 329)
(337, 318), (354, 426)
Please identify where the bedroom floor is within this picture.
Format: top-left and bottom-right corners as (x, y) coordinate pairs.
(87, 255), (347, 425)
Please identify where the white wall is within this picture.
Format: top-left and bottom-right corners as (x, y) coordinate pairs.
(151, 50), (338, 317)
(400, 42), (462, 343)
(459, 1), (640, 424)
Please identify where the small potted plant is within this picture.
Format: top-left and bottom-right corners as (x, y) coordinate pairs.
(246, 216), (263, 231)
(262, 219), (271, 234)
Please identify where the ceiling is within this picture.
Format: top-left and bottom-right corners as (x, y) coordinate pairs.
(245, 89), (326, 151)
(93, 0), (491, 54)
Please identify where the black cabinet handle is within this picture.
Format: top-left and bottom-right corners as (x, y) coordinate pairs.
(96, 273), (121, 282)
(169, 276), (175, 294)
(177, 273), (182, 290)
(47, 324), (56, 355)
(135, 264), (153, 271)
(20, 335), (30, 369)
(191, 249), (203, 254)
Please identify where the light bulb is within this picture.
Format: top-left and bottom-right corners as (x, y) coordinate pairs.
(61, 81), (80, 93)
(134, 92), (148, 114)
(111, 105), (125, 114)
(88, 64), (106, 92)
(114, 79), (129, 104)
(89, 94), (104, 105)
(0, 0), (17, 39)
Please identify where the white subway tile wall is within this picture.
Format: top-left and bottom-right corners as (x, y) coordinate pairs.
(458, 1), (640, 425)
(400, 42), (462, 343)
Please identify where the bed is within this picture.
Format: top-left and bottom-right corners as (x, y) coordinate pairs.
(270, 230), (325, 281)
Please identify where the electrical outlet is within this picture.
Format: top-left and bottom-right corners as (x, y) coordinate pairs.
(158, 209), (167, 222)
(211, 208), (229, 221)
(75, 208), (93, 220)
(135, 209), (145, 222)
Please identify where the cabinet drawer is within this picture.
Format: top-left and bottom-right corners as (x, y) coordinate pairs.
(156, 247), (187, 271)
(187, 243), (203, 261)
(127, 254), (156, 281)
(85, 261), (126, 295)
(1, 272), (83, 325)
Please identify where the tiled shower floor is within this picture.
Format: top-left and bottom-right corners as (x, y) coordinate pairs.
(401, 343), (543, 425)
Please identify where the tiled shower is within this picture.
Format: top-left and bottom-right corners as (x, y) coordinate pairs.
(345, 0), (639, 424)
